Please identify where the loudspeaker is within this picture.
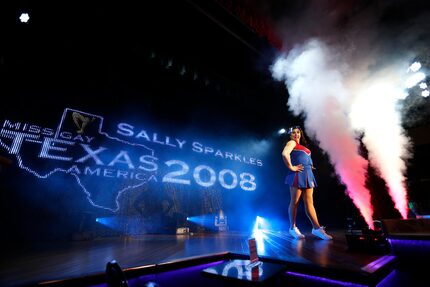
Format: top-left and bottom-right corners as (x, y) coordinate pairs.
(106, 260), (129, 287)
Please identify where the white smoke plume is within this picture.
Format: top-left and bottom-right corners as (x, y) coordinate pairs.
(272, 40), (374, 227)
(349, 66), (412, 219)
(269, 0), (427, 224)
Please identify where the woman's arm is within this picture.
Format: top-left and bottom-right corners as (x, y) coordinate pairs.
(282, 140), (304, 172)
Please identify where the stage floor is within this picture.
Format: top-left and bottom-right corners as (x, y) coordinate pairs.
(0, 229), (394, 286)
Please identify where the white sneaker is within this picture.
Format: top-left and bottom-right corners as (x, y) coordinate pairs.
(312, 226), (333, 240)
(289, 226), (305, 239)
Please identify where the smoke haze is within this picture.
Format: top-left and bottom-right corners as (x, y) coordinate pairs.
(270, 0), (430, 225)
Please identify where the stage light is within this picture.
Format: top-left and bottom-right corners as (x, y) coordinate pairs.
(422, 90), (429, 97)
(252, 216), (266, 253)
(253, 216), (261, 232)
(277, 128), (286, 135)
(165, 59), (173, 69)
(95, 216), (149, 234)
(180, 65), (186, 75)
(419, 82), (427, 89)
(19, 13), (30, 23)
(186, 213), (217, 230)
(408, 61), (421, 73)
(253, 216), (270, 232)
(106, 260), (129, 287)
(405, 72), (426, 88)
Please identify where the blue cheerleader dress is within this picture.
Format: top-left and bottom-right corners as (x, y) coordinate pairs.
(285, 141), (317, 188)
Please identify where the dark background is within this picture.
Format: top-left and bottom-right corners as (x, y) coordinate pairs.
(1, 0), (429, 242)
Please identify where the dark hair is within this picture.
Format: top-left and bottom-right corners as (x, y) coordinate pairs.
(287, 126), (308, 147)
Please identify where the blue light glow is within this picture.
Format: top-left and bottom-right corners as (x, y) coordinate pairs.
(286, 271), (368, 287)
(388, 238), (430, 248)
(375, 270), (398, 287)
(253, 216), (271, 231)
(253, 216), (262, 232)
(95, 215), (152, 234)
(186, 213), (217, 230)
(1, 107), (263, 215)
(252, 216), (267, 253)
(14, 152), (148, 212)
(361, 255), (395, 273)
(0, 108), (155, 212)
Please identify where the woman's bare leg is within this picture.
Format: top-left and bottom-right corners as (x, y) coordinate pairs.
(302, 188), (321, 229)
(289, 187), (303, 228)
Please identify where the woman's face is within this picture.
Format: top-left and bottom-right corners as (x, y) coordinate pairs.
(290, 128), (301, 142)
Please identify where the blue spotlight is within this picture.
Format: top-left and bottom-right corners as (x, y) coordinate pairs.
(252, 216), (266, 253)
(186, 214), (217, 230)
(253, 216), (261, 232)
(278, 128), (286, 135)
(253, 216), (271, 232)
(95, 216), (149, 234)
(95, 216), (126, 230)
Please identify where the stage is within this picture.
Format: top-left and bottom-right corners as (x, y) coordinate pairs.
(0, 229), (411, 287)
